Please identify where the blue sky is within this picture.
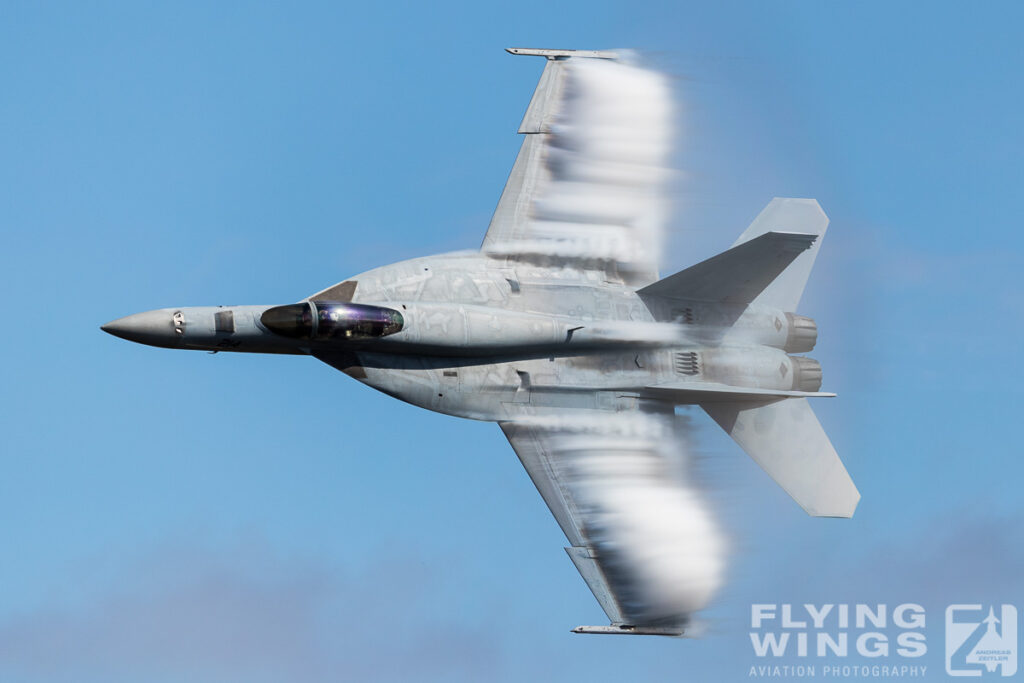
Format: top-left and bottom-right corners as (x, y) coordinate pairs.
(1, 2), (1022, 681)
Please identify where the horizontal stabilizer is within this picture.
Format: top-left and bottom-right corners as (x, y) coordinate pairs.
(703, 398), (859, 517)
(647, 381), (835, 403)
(637, 231), (816, 305)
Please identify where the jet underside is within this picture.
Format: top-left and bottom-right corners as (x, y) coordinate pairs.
(103, 48), (858, 636)
(316, 252), (819, 422)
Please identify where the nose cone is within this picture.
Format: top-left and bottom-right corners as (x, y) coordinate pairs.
(101, 310), (181, 348)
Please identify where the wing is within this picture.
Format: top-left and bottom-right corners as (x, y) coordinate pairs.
(482, 49), (673, 287)
(499, 404), (725, 634)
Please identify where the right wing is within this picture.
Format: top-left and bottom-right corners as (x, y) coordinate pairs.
(499, 405), (725, 633)
(481, 49), (673, 287)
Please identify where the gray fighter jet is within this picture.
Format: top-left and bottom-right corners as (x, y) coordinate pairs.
(103, 48), (858, 637)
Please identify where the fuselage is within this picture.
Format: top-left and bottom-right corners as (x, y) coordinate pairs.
(102, 251), (822, 422)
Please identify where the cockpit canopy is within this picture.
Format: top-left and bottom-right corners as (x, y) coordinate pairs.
(261, 302), (404, 341)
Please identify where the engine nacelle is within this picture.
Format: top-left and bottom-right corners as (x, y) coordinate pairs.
(783, 313), (818, 354)
(698, 346), (823, 392)
(789, 355), (823, 392)
(721, 307), (818, 353)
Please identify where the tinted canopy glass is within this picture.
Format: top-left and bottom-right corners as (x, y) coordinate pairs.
(261, 302), (403, 340)
(314, 302), (404, 339)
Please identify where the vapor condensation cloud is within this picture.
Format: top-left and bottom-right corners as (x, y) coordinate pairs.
(484, 56), (673, 278)
(518, 410), (727, 624)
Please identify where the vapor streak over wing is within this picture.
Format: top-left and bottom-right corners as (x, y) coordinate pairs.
(482, 55), (673, 286)
(500, 407), (726, 629)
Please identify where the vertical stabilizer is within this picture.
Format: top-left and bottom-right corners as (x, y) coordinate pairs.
(732, 198), (829, 311)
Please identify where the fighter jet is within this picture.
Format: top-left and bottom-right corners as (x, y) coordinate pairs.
(103, 48), (859, 637)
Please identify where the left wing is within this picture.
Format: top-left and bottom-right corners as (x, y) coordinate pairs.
(482, 48), (673, 287)
(499, 404), (724, 634)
